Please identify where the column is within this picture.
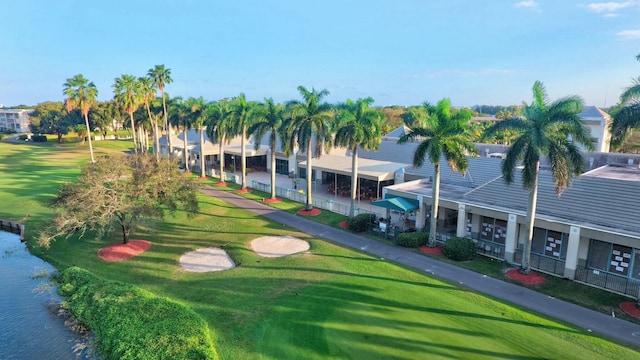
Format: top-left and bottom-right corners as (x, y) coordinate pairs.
(415, 195), (425, 231)
(563, 226), (581, 279)
(456, 204), (466, 238)
(505, 213), (518, 262)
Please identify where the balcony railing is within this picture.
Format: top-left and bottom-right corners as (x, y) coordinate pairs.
(575, 268), (640, 297)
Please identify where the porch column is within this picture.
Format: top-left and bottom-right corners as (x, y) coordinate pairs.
(415, 195), (425, 231)
(563, 226), (581, 279)
(456, 204), (466, 238)
(505, 213), (518, 262)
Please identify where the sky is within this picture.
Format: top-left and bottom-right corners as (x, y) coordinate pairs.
(1, 0), (639, 108)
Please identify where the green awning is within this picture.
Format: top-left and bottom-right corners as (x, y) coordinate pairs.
(371, 197), (419, 212)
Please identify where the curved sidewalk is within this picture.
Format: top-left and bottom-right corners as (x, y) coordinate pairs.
(202, 186), (640, 348)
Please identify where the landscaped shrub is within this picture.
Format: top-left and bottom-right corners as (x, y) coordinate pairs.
(347, 213), (376, 233)
(396, 232), (428, 248)
(443, 237), (477, 261)
(32, 135), (47, 142)
(55, 267), (217, 360)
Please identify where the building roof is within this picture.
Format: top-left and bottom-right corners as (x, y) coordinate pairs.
(386, 161), (640, 238)
(298, 154), (408, 182)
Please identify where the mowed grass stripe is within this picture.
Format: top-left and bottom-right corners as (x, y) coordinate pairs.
(1, 141), (638, 359)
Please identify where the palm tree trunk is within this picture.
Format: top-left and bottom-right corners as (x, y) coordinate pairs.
(241, 126), (247, 189)
(83, 113), (95, 163)
(521, 161), (540, 274)
(305, 138), (313, 211)
(154, 120), (160, 160)
(183, 129), (190, 172)
(349, 146), (359, 218)
(428, 163), (441, 247)
(162, 90), (172, 156)
(129, 112), (138, 154)
(270, 138), (277, 199)
(199, 127), (206, 178)
(219, 134), (226, 183)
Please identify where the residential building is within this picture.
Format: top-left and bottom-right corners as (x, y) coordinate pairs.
(0, 109), (33, 133)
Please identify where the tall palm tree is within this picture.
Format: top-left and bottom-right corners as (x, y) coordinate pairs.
(229, 93), (253, 190)
(138, 76), (161, 159)
(611, 55), (640, 150)
(206, 99), (233, 184)
(148, 65), (173, 155)
(398, 98), (478, 247)
(285, 86), (334, 211)
(169, 97), (193, 173)
(113, 74), (143, 153)
(63, 74), (98, 163)
(484, 81), (593, 274)
(334, 97), (384, 218)
(186, 96), (212, 178)
(248, 98), (286, 200)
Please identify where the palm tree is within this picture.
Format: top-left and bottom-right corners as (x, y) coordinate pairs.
(63, 74), (98, 163)
(398, 98), (478, 247)
(113, 74), (143, 153)
(186, 96), (212, 178)
(229, 93), (253, 190)
(206, 99), (233, 184)
(170, 97), (193, 173)
(611, 55), (640, 150)
(285, 86), (334, 211)
(148, 65), (173, 155)
(138, 76), (161, 159)
(334, 97), (384, 218)
(484, 81), (594, 274)
(248, 98), (286, 200)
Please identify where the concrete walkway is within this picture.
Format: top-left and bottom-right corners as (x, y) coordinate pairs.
(201, 185), (640, 349)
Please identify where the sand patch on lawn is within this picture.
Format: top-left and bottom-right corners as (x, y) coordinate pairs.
(251, 236), (310, 257)
(179, 247), (236, 272)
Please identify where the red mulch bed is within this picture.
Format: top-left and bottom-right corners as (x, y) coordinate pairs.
(97, 240), (151, 262)
(183, 171), (192, 175)
(419, 245), (443, 255)
(263, 198), (282, 203)
(236, 188), (252, 193)
(215, 181), (228, 186)
(297, 208), (322, 216)
(504, 268), (546, 285)
(338, 221), (349, 229)
(619, 302), (640, 319)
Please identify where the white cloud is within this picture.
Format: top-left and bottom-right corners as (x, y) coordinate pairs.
(616, 29), (640, 38)
(409, 69), (516, 79)
(586, 1), (637, 13)
(515, 0), (539, 8)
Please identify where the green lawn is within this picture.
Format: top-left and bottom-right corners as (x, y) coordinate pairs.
(1, 141), (638, 359)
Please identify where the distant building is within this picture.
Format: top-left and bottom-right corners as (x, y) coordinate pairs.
(578, 106), (612, 153)
(0, 109), (33, 133)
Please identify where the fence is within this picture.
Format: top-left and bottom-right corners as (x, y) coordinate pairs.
(514, 250), (565, 276)
(246, 179), (384, 218)
(575, 268), (640, 297)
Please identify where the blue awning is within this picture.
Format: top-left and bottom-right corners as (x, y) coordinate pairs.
(370, 196), (419, 212)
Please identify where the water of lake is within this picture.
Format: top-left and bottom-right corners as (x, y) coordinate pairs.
(0, 230), (91, 359)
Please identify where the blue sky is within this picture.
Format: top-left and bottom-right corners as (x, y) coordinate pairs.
(1, 0), (639, 108)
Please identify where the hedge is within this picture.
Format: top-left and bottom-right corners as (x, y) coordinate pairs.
(443, 237), (477, 261)
(55, 267), (218, 360)
(347, 213), (376, 233)
(395, 232), (428, 248)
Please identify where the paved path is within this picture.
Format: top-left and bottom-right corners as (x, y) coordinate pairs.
(201, 186), (640, 349)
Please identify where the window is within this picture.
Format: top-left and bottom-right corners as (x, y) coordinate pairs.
(531, 228), (568, 259)
(480, 216), (506, 244)
(588, 240), (636, 278)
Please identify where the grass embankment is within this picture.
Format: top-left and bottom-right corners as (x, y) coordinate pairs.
(1, 140), (639, 359)
(57, 267), (217, 359)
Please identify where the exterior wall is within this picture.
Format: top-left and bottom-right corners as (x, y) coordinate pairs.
(0, 109), (33, 133)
